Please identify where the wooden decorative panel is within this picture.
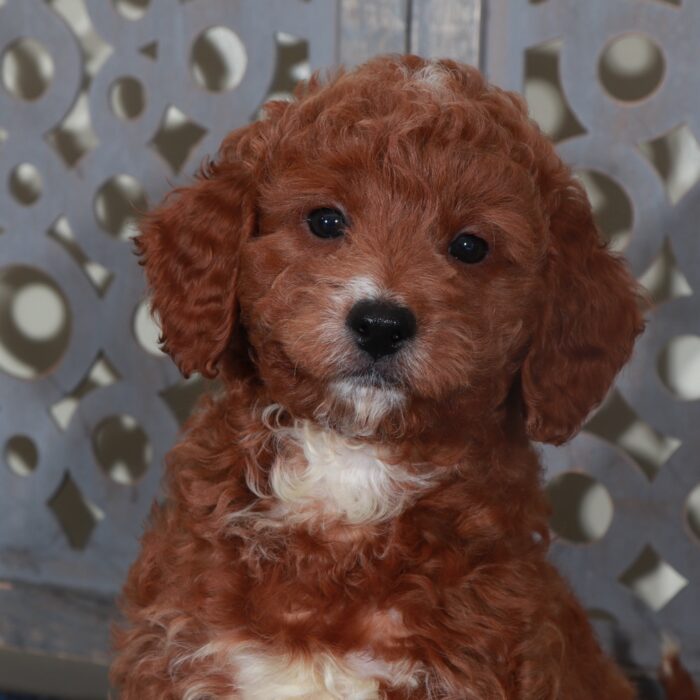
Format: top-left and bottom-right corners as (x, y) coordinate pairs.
(5, 0), (695, 693)
(0, 0), (339, 663)
(485, 0), (700, 681)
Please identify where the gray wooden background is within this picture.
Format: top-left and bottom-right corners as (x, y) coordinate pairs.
(0, 0), (698, 697)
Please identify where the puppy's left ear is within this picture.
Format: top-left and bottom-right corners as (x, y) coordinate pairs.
(521, 175), (645, 445)
(136, 126), (259, 378)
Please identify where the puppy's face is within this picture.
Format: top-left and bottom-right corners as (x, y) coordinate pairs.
(238, 137), (544, 436)
(139, 56), (643, 445)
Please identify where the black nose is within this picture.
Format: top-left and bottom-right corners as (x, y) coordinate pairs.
(347, 300), (417, 360)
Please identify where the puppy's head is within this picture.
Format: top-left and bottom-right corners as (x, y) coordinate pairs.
(138, 55), (643, 445)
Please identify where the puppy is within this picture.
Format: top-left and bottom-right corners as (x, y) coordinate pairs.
(112, 55), (645, 699)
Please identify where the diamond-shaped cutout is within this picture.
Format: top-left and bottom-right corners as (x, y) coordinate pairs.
(150, 105), (207, 174)
(640, 123), (700, 204)
(524, 40), (586, 143)
(638, 236), (693, 307)
(253, 32), (309, 119)
(619, 545), (688, 611)
(585, 390), (681, 480)
(48, 216), (114, 296)
(139, 41), (158, 60)
(50, 352), (120, 430)
(47, 471), (104, 550)
(45, 93), (99, 168)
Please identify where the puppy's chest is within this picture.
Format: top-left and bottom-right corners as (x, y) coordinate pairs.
(184, 610), (422, 700)
(204, 426), (441, 697)
(196, 425), (463, 697)
(264, 421), (434, 526)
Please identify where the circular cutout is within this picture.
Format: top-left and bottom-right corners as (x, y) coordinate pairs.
(112, 0), (150, 21)
(191, 27), (247, 92)
(687, 484), (700, 543)
(576, 171), (632, 251)
(12, 281), (66, 340)
(94, 174), (147, 240)
(9, 163), (42, 206)
(5, 435), (38, 476)
(546, 471), (613, 543)
(599, 34), (665, 103)
(0, 266), (71, 380)
(109, 76), (145, 120)
(133, 300), (162, 356)
(93, 414), (151, 484)
(525, 78), (566, 138)
(1, 38), (54, 101)
(657, 335), (700, 400)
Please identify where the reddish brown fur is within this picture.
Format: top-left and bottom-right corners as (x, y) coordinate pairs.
(661, 646), (700, 700)
(112, 56), (645, 698)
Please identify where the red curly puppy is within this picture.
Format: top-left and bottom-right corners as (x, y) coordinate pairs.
(112, 55), (645, 699)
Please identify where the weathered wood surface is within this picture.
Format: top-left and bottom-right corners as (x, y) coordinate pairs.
(1, 0), (696, 693)
(338, 0), (481, 68)
(338, 0), (409, 66)
(0, 580), (115, 665)
(485, 0), (700, 679)
(410, 0), (481, 67)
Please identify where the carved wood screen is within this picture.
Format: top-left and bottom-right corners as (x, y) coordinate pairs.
(0, 0), (341, 675)
(485, 0), (700, 685)
(0, 0), (697, 694)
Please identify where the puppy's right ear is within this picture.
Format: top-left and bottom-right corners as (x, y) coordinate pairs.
(136, 126), (258, 378)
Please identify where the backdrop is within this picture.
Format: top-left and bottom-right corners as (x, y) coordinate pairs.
(0, 1), (698, 697)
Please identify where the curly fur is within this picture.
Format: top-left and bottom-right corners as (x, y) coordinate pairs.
(112, 56), (647, 698)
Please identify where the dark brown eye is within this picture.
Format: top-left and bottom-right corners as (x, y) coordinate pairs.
(449, 233), (489, 264)
(307, 208), (346, 239)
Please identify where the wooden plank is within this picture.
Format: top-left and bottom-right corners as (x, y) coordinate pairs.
(337, 0), (409, 67)
(0, 647), (109, 700)
(0, 580), (115, 664)
(410, 0), (482, 67)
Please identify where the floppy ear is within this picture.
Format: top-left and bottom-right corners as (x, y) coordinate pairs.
(521, 176), (644, 445)
(136, 129), (257, 379)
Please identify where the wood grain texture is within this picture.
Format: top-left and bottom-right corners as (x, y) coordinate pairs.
(410, 0), (482, 67)
(0, 580), (115, 663)
(483, 0), (700, 681)
(338, 0), (409, 67)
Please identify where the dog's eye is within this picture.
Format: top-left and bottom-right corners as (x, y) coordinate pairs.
(449, 233), (489, 264)
(307, 208), (346, 239)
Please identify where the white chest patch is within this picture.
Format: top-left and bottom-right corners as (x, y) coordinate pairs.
(267, 421), (434, 525)
(179, 641), (422, 700)
(233, 648), (381, 699)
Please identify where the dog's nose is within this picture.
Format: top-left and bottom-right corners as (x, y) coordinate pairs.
(347, 300), (417, 360)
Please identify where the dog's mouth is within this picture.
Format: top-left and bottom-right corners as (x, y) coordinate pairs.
(326, 369), (408, 435)
(337, 366), (403, 390)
